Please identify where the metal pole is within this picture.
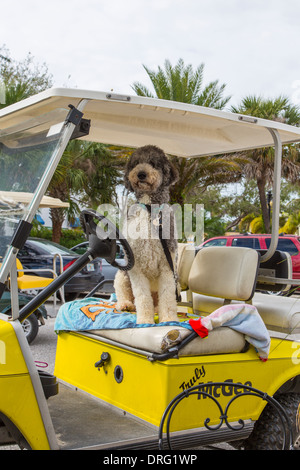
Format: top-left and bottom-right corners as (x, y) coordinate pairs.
(260, 128), (282, 262)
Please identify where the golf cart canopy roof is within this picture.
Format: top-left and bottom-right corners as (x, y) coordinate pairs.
(0, 191), (69, 208)
(1, 87), (300, 157)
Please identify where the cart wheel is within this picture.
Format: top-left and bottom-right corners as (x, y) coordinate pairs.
(5, 310), (39, 343)
(21, 314), (39, 344)
(241, 393), (300, 450)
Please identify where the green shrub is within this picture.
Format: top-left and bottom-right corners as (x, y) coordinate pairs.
(60, 229), (86, 248)
(30, 223), (86, 248)
(30, 224), (52, 240)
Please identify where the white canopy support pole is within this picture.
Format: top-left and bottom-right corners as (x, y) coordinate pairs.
(260, 128), (282, 262)
(9, 262), (19, 320)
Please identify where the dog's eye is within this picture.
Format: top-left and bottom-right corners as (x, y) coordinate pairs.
(149, 159), (159, 169)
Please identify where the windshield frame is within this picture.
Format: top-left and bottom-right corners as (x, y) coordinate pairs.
(0, 99), (89, 316)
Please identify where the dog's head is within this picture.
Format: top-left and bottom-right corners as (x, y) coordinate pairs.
(124, 145), (178, 199)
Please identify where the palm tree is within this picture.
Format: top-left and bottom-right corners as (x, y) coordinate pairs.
(75, 143), (123, 209)
(131, 59), (238, 205)
(132, 58), (231, 109)
(47, 141), (123, 243)
(47, 140), (87, 243)
(169, 153), (244, 205)
(231, 96), (300, 232)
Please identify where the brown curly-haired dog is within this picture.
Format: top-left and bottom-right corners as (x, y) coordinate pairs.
(114, 145), (180, 324)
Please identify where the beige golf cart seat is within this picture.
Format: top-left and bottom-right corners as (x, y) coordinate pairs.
(188, 246), (259, 300)
(190, 248), (300, 335)
(177, 243), (196, 292)
(256, 249), (293, 294)
(176, 243), (259, 309)
(88, 245), (261, 357)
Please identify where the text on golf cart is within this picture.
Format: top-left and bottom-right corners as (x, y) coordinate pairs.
(179, 373), (253, 399)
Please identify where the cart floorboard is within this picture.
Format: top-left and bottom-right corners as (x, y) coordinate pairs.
(47, 382), (159, 450)
(47, 383), (253, 450)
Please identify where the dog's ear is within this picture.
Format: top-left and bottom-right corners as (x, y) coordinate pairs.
(167, 161), (179, 186)
(124, 166), (133, 192)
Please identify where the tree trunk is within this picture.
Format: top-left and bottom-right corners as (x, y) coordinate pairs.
(257, 178), (270, 233)
(48, 184), (68, 244)
(50, 207), (65, 243)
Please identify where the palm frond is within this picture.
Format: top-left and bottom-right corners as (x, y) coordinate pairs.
(133, 58), (230, 109)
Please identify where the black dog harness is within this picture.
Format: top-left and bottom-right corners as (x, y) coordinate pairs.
(143, 204), (181, 302)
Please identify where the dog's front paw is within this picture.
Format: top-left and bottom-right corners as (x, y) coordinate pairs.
(116, 301), (136, 312)
(136, 315), (155, 325)
(159, 311), (179, 323)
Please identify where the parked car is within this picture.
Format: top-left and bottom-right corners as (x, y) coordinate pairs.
(0, 289), (47, 343)
(199, 234), (300, 290)
(17, 238), (104, 301)
(71, 241), (126, 294)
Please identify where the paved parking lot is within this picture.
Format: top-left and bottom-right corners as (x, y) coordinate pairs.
(30, 313), (58, 374)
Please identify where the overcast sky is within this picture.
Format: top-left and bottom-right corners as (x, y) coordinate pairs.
(2, 0), (300, 108)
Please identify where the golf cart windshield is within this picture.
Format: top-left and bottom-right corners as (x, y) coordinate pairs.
(0, 108), (69, 264)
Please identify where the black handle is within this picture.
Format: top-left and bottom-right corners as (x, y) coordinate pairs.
(95, 352), (110, 368)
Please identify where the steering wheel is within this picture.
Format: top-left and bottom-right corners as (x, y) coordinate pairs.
(79, 209), (134, 271)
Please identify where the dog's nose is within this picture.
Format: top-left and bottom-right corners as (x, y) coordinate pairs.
(137, 171), (147, 180)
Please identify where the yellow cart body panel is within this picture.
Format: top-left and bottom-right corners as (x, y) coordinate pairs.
(0, 318), (53, 449)
(54, 331), (300, 431)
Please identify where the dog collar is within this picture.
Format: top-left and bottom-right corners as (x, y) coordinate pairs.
(139, 203), (165, 213)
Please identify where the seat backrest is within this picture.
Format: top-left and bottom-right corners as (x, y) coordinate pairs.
(177, 243), (196, 291)
(16, 259), (24, 277)
(188, 246), (260, 301)
(256, 249), (292, 293)
(0, 259), (24, 279)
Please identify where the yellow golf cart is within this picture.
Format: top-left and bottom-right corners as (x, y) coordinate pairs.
(0, 89), (300, 450)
